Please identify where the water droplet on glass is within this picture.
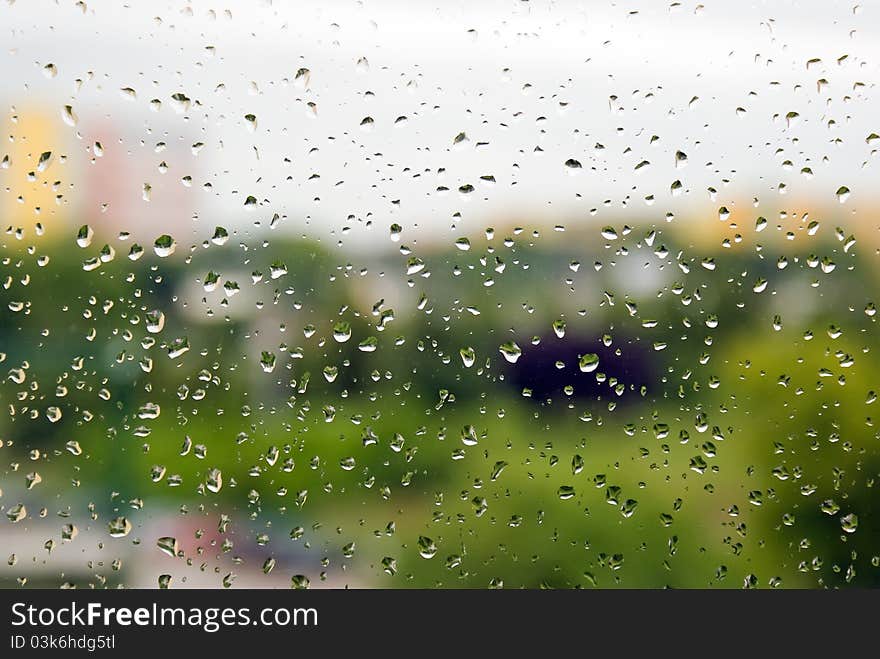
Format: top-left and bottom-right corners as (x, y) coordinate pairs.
(153, 235), (176, 257)
(417, 536), (437, 559)
(62, 105), (78, 126)
(332, 322), (352, 343)
(206, 468), (223, 493)
(558, 485), (576, 500)
(6, 504), (26, 523)
(291, 574), (311, 589)
(156, 536), (179, 557)
(841, 513), (859, 533)
(145, 310), (165, 334)
(552, 319), (566, 338)
(499, 341), (522, 364)
(579, 353), (599, 373)
(107, 517), (132, 538)
(211, 226), (229, 245)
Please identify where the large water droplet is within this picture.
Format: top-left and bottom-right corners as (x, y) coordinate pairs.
(499, 341), (522, 364)
(107, 516), (132, 538)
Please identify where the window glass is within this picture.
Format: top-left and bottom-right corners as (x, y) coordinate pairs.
(1, 0), (878, 588)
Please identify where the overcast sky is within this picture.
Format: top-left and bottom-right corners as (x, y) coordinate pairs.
(2, 0), (878, 250)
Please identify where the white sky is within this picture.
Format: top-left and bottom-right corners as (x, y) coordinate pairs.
(1, 0), (878, 249)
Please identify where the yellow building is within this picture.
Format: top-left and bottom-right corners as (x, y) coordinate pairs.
(1, 107), (70, 237)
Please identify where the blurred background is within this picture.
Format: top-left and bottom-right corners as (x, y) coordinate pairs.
(1, 0), (879, 588)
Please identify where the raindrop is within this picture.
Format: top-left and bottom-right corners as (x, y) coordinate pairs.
(6, 504), (26, 523)
(417, 536), (437, 559)
(145, 310), (165, 334)
(76, 225), (93, 248)
(62, 105), (78, 126)
(153, 235), (176, 257)
(558, 486), (576, 500)
(552, 319), (566, 338)
(211, 226), (229, 245)
(578, 353), (599, 373)
(107, 517), (132, 538)
(499, 341), (522, 364)
(841, 513), (859, 533)
(157, 536), (179, 557)
(206, 468), (223, 493)
(332, 322), (352, 343)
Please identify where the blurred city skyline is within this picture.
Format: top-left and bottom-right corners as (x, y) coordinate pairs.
(1, 0), (878, 252)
